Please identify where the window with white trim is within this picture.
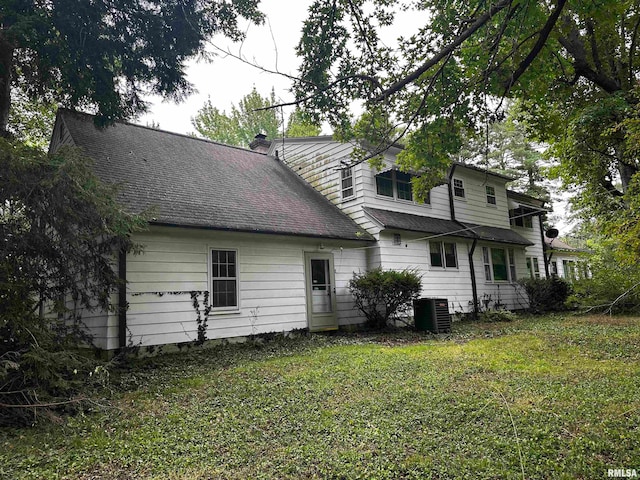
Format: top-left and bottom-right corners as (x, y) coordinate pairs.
(486, 185), (496, 205)
(341, 167), (354, 199)
(430, 241), (458, 268)
(526, 257), (541, 278)
(510, 208), (533, 228)
(453, 178), (465, 198)
(376, 171), (394, 197)
(211, 249), (238, 309)
(508, 248), (516, 280)
(483, 246), (513, 282)
(393, 233), (402, 245)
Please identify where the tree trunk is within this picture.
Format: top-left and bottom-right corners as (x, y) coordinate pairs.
(0, 34), (14, 137)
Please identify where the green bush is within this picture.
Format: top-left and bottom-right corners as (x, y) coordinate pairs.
(348, 268), (422, 329)
(518, 276), (572, 313)
(569, 264), (640, 313)
(479, 308), (518, 322)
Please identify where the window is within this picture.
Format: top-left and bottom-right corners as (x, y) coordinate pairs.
(483, 247), (513, 282)
(526, 257), (541, 278)
(430, 241), (458, 268)
(375, 170), (419, 202)
(486, 185), (496, 205)
(510, 208), (533, 228)
(396, 172), (413, 201)
(453, 178), (465, 198)
(376, 171), (394, 197)
(508, 248), (516, 281)
(563, 260), (576, 280)
(393, 233), (402, 246)
(211, 249), (238, 309)
(341, 167), (354, 199)
(551, 261), (558, 275)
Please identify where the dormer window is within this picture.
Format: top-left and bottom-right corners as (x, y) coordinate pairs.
(510, 208), (533, 228)
(453, 178), (465, 198)
(341, 167), (354, 199)
(375, 169), (419, 202)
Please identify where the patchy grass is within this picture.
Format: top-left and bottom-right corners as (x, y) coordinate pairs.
(2, 315), (639, 479)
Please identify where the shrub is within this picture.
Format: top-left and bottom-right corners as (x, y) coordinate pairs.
(348, 268), (422, 329)
(518, 276), (572, 313)
(479, 308), (518, 322)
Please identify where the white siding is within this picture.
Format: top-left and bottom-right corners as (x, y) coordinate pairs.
(453, 168), (511, 228)
(121, 227), (368, 349)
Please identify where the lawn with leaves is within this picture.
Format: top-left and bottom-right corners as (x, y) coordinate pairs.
(2, 315), (639, 479)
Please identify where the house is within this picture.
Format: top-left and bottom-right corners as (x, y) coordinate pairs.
(544, 235), (591, 280)
(260, 136), (549, 314)
(50, 110), (375, 350)
(49, 111), (551, 351)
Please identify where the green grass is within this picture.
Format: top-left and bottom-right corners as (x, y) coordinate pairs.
(2, 315), (639, 479)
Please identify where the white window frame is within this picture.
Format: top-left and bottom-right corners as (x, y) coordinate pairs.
(341, 166), (354, 200)
(209, 248), (240, 312)
(453, 178), (465, 198)
(486, 185), (497, 205)
(508, 248), (516, 281)
(483, 246), (514, 283)
(526, 256), (541, 278)
(429, 241), (458, 269)
(510, 208), (534, 228)
(393, 233), (402, 246)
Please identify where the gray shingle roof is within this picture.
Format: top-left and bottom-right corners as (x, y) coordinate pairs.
(363, 207), (532, 246)
(59, 110), (373, 241)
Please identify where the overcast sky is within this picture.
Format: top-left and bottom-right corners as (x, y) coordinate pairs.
(139, 0), (313, 135)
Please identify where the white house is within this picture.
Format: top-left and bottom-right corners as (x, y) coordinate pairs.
(49, 111), (551, 351)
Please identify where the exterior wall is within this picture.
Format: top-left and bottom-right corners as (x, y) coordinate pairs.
(452, 168), (511, 228)
(121, 227), (368, 349)
(375, 230), (475, 314)
(472, 242), (530, 311)
(507, 198), (547, 279)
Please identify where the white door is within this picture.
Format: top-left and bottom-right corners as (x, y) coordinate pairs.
(304, 252), (338, 331)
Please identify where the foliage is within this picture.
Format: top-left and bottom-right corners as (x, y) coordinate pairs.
(0, 140), (146, 424)
(348, 268), (421, 329)
(569, 241), (640, 313)
(518, 276), (572, 313)
(2, 315), (640, 478)
(478, 308), (518, 323)
(6, 90), (57, 149)
(192, 89), (322, 147)
(0, 0), (264, 132)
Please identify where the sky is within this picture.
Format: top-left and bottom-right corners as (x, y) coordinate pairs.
(139, 0), (313, 135)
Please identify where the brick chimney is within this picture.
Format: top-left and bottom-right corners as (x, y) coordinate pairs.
(249, 133), (272, 153)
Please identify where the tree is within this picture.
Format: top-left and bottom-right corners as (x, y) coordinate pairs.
(293, 0), (639, 258)
(0, 141), (146, 424)
(192, 88), (321, 147)
(0, 0), (264, 135)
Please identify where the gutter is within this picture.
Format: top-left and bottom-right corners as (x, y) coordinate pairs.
(538, 214), (550, 278)
(448, 163), (478, 319)
(118, 248), (127, 349)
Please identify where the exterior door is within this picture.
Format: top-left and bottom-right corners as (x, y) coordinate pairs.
(304, 252), (338, 331)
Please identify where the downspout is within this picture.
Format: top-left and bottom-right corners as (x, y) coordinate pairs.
(538, 214), (549, 278)
(448, 164), (479, 319)
(118, 248), (127, 349)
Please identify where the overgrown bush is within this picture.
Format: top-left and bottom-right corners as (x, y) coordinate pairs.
(1, 140), (145, 425)
(518, 276), (572, 313)
(349, 268), (422, 329)
(479, 308), (518, 322)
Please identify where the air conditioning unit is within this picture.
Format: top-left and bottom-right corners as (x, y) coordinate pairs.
(413, 298), (451, 333)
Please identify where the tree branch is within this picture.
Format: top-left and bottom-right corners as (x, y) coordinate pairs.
(502, 0), (568, 94)
(373, 0), (513, 102)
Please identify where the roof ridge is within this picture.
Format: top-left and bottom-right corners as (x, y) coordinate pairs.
(58, 107), (268, 156)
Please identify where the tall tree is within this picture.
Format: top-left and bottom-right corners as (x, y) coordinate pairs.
(0, 0), (263, 135)
(192, 89), (321, 147)
(294, 0), (639, 257)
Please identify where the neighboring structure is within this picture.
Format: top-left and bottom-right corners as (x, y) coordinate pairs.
(49, 111), (552, 351)
(264, 136), (548, 315)
(544, 235), (591, 280)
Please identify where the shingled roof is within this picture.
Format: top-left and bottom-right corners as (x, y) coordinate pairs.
(56, 110), (373, 241)
(363, 207), (532, 246)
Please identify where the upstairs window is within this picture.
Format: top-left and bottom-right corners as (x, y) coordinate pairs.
(486, 185), (496, 205)
(430, 241), (458, 268)
(453, 178), (465, 198)
(510, 208), (533, 228)
(375, 171), (394, 197)
(341, 167), (354, 199)
(375, 170), (417, 202)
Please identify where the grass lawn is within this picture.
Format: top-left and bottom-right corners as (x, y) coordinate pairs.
(2, 315), (639, 479)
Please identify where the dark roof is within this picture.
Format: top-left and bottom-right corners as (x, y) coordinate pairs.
(507, 189), (547, 208)
(363, 207), (532, 246)
(57, 110), (373, 241)
(452, 162), (515, 181)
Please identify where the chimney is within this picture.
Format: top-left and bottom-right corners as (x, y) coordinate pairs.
(249, 133), (272, 153)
